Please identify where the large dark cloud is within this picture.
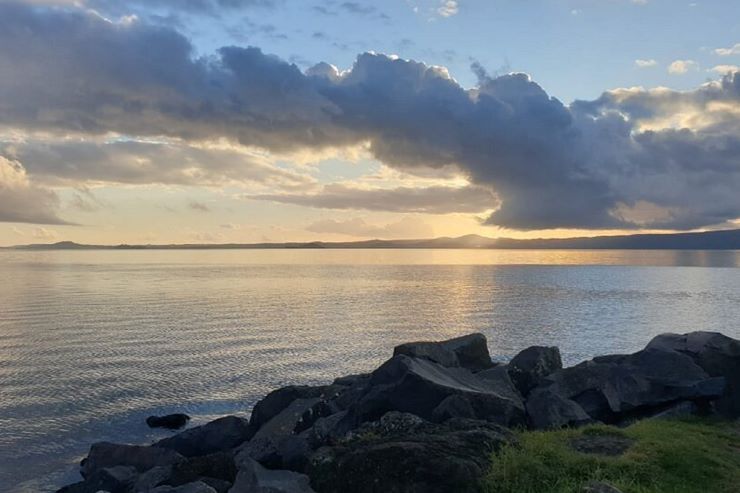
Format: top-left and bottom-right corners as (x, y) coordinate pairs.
(0, 2), (738, 229)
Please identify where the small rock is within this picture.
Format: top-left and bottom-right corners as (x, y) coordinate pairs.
(147, 413), (191, 430)
(569, 433), (634, 456)
(150, 480), (218, 493)
(582, 481), (623, 493)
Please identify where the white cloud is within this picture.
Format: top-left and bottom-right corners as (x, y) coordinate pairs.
(668, 59), (698, 74)
(31, 227), (59, 241)
(0, 156), (68, 224)
(635, 59), (657, 68)
(714, 43), (740, 56)
(437, 0), (458, 17)
(709, 65), (740, 75)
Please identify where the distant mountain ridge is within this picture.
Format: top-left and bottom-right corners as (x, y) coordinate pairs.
(5, 229), (740, 250)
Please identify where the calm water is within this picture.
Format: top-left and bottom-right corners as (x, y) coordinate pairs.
(1, 249), (739, 491)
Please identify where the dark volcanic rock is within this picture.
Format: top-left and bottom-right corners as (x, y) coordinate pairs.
(308, 413), (514, 493)
(647, 331), (740, 417)
(163, 452), (237, 488)
(507, 345), (562, 396)
(154, 416), (254, 457)
(582, 482), (623, 493)
(393, 332), (494, 371)
(58, 466), (138, 493)
(569, 432), (634, 456)
(150, 481), (218, 493)
(250, 386), (327, 430)
(349, 354), (525, 427)
(526, 387), (592, 429)
(148, 413), (191, 430)
(527, 347), (725, 427)
(230, 458), (316, 493)
(81, 442), (184, 477)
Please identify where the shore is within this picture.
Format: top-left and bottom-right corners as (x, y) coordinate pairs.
(58, 331), (740, 493)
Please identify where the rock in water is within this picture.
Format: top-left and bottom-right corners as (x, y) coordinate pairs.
(153, 416), (254, 457)
(507, 345), (562, 396)
(81, 442), (184, 478)
(393, 332), (494, 371)
(148, 413), (191, 430)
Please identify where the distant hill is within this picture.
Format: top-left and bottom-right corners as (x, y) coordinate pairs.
(5, 229), (740, 250)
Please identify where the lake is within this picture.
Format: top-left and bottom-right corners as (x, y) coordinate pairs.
(1, 249), (739, 491)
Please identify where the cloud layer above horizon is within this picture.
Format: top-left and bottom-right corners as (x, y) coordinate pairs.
(0, 2), (739, 231)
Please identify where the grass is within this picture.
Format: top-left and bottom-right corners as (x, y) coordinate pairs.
(482, 418), (740, 493)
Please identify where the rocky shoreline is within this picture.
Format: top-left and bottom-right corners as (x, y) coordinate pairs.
(58, 331), (740, 493)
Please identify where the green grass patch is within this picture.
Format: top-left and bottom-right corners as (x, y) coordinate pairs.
(482, 418), (740, 493)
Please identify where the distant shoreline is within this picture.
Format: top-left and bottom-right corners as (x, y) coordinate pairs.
(4, 228), (740, 251)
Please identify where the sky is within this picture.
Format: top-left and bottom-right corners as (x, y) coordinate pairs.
(0, 0), (738, 245)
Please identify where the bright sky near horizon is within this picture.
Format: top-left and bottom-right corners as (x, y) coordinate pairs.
(0, 0), (738, 245)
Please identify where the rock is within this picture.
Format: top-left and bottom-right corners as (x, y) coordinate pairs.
(237, 396), (322, 471)
(349, 355), (526, 427)
(154, 416), (254, 457)
(526, 387), (592, 429)
(81, 442), (184, 478)
(647, 331), (740, 417)
(148, 413), (191, 430)
(569, 432), (634, 456)
(648, 400), (699, 420)
(299, 411), (349, 448)
(229, 458), (315, 493)
(134, 466), (175, 492)
(150, 481), (218, 493)
(431, 394), (476, 422)
(250, 386), (327, 430)
(582, 481), (623, 493)
(507, 345), (562, 396)
(528, 347), (725, 427)
(162, 452), (237, 489)
(393, 333), (494, 372)
(57, 466), (137, 493)
(308, 414), (514, 493)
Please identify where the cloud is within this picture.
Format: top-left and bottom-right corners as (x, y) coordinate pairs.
(635, 59), (657, 68)
(306, 216), (434, 239)
(668, 59), (698, 74)
(188, 200), (210, 212)
(0, 3), (739, 230)
(250, 184), (498, 214)
(714, 43), (740, 56)
(437, 1), (459, 17)
(710, 65), (740, 75)
(0, 156), (69, 224)
(4, 140), (313, 188)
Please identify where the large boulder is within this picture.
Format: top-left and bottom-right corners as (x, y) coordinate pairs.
(154, 416), (254, 457)
(81, 442), (184, 478)
(229, 458), (315, 493)
(308, 413), (514, 493)
(348, 354), (526, 427)
(507, 346), (562, 396)
(646, 331), (740, 417)
(527, 347), (725, 428)
(250, 386), (328, 430)
(57, 466), (138, 493)
(393, 333), (494, 372)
